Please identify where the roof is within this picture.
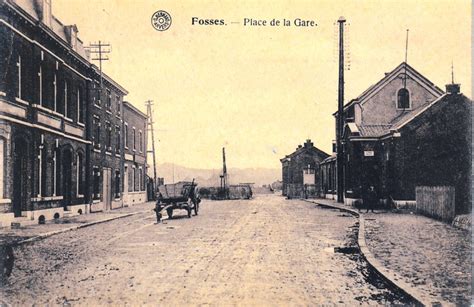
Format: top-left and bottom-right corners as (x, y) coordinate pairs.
(123, 101), (148, 119)
(321, 153), (336, 164)
(346, 92), (472, 140)
(357, 124), (392, 138)
(333, 62), (444, 116)
(280, 140), (330, 162)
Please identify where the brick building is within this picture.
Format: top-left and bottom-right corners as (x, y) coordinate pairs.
(122, 101), (147, 206)
(0, 0), (147, 227)
(89, 72), (128, 212)
(280, 139), (329, 198)
(320, 62), (472, 214)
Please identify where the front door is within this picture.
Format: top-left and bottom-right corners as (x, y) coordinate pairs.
(12, 138), (28, 217)
(103, 168), (112, 210)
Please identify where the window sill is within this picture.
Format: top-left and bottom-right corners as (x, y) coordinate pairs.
(0, 198), (12, 204)
(31, 195), (64, 202)
(15, 97), (29, 106)
(92, 199), (101, 204)
(94, 103), (102, 109)
(64, 117), (73, 123)
(93, 148), (101, 153)
(105, 110), (112, 115)
(77, 194), (84, 198)
(32, 104), (63, 118)
(105, 151), (112, 156)
(77, 122), (85, 127)
(0, 91), (6, 97)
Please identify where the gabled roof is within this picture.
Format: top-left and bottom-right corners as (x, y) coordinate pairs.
(334, 62), (444, 115)
(280, 141), (330, 163)
(345, 92), (472, 140)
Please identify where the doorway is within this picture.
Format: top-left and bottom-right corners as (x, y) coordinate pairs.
(12, 137), (28, 217)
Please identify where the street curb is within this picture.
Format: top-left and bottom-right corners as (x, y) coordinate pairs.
(12, 209), (151, 247)
(303, 199), (449, 306)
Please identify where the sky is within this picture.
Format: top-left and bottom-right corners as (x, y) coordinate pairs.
(53, 0), (472, 170)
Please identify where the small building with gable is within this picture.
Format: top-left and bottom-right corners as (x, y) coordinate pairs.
(280, 139), (329, 199)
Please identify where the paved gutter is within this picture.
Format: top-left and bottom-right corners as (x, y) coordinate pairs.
(304, 199), (452, 307)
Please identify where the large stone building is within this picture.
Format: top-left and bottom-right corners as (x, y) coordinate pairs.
(0, 0), (147, 227)
(320, 62), (472, 214)
(280, 139), (329, 198)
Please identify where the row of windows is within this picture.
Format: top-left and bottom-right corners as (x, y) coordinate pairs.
(36, 138), (85, 198)
(93, 84), (121, 116)
(91, 166), (145, 200)
(16, 54), (86, 124)
(124, 123), (144, 153)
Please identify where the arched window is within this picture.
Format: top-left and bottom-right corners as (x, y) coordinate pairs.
(397, 88), (410, 109)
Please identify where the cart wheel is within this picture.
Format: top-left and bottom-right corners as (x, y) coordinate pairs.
(166, 208), (173, 219)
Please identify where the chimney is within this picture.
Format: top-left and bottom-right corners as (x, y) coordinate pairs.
(446, 83), (460, 95)
(39, 0), (52, 27)
(304, 139), (314, 148)
(65, 25), (79, 50)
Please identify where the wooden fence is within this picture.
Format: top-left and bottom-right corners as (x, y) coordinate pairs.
(415, 186), (456, 222)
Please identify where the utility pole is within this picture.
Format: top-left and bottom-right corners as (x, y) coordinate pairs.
(86, 41), (111, 92)
(220, 147), (228, 199)
(146, 100), (158, 196)
(336, 16), (346, 203)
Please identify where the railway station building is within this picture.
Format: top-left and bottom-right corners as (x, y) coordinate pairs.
(320, 62), (472, 214)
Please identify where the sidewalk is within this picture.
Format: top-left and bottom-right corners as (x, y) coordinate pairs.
(307, 198), (472, 306)
(0, 201), (155, 246)
(364, 212), (471, 306)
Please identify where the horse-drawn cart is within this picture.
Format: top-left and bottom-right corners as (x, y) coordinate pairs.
(154, 181), (200, 222)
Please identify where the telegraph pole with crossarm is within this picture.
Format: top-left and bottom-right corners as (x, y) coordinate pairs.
(85, 41), (111, 93)
(146, 100), (158, 196)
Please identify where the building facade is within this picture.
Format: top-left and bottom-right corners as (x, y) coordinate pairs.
(122, 101), (147, 206)
(320, 62), (472, 214)
(89, 72), (128, 212)
(0, 0), (147, 227)
(280, 139), (329, 198)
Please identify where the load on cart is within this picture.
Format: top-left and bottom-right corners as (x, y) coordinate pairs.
(153, 180), (200, 222)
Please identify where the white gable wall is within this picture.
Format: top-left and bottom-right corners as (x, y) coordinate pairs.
(359, 73), (440, 125)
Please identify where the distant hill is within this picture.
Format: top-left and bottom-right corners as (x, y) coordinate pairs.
(152, 163), (281, 187)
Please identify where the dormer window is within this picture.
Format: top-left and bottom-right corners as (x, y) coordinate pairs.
(397, 88), (410, 109)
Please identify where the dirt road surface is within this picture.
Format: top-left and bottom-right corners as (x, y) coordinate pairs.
(0, 195), (411, 305)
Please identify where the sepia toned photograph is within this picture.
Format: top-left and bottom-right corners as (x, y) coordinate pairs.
(0, 0), (472, 305)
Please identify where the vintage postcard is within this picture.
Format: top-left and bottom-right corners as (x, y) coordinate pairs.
(0, 0), (471, 305)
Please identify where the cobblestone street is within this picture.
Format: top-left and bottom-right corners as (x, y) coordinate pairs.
(0, 195), (411, 305)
